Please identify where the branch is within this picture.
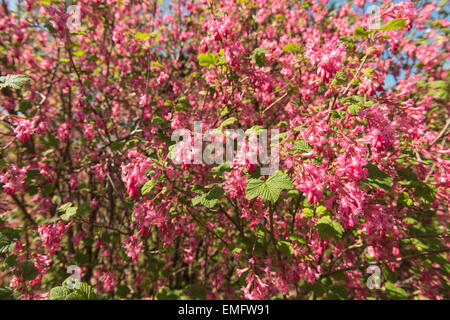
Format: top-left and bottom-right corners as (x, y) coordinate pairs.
(11, 194), (36, 226)
(430, 116), (450, 146)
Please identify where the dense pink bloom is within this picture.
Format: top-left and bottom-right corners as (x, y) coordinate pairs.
(0, 0), (447, 301)
(13, 117), (36, 142)
(123, 235), (143, 261)
(102, 271), (116, 293)
(305, 38), (345, 83)
(37, 221), (70, 255)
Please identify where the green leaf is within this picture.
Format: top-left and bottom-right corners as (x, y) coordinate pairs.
(331, 110), (346, 119)
(78, 282), (97, 300)
(245, 172), (294, 203)
(303, 278), (327, 297)
(246, 179), (279, 203)
(252, 48), (269, 67)
(380, 18), (408, 31)
(315, 205), (328, 216)
(382, 268), (397, 283)
(134, 32), (157, 40)
(363, 163), (393, 191)
(19, 101), (33, 113)
(19, 261), (39, 281)
(44, 21), (58, 34)
(340, 95), (364, 105)
(302, 208), (314, 218)
(43, 135), (59, 147)
(0, 233), (16, 254)
(347, 104), (361, 115)
(276, 240), (294, 256)
(189, 286), (206, 300)
(326, 284), (348, 300)
(72, 50), (85, 57)
(245, 125), (264, 135)
(192, 195), (204, 206)
(289, 138), (313, 155)
(397, 192), (413, 209)
(76, 202), (92, 217)
(141, 180), (155, 196)
(26, 186), (39, 196)
(116, 285), (130, 298)
(289, 234), (306, 245)
(282, 43), (302, 53)
(110, 141), (125, 151)
(412, 181), (436, 204)
(385, 282), (408, 299)
(60, 206), (78, 221)
(197, 53), (219, 67)
(57, 202), (73, 212)
(49, 286), (69, 300)
(4, 254), (17, 267)
(203, 187), (225, 208)
(61, 281), (97, 300)
(211, 162), (231, 176)
(267, 172), (295, 190)
(155, 287), (186, 300)
(397, 168), (418, 181)
(220, 117), (237, 127)
(192, 187), (225, 208)
(315, 216), (345, 240)
(430, 254), (450, 276)
(214, 227), (226, 236)
(354, 26), (369, 39)
(65, 292), (85, 300)
(151, 60), (164, 68)
(0, 287), (16, 300)
(0, 74), (31, 89)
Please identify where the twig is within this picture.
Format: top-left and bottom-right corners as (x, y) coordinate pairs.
(430, 117), (450, 146)
(262, 86), (290, 114)
(325, 53), (369, 123)
(425, 135), (447, 182)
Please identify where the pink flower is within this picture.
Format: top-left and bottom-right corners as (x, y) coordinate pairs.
(13, 117), (36, 142)
(83, 123), (96, 141)
(38, 221), (70, 255)
(102, 271), (116, 293)
(305, 38), (345, 83)
(57, 123), (72, 141)
(121, 151), (152, 199)
(123, 235), (143, 261)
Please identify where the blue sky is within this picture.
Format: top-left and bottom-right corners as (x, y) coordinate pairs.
(6, 0), (448, 89)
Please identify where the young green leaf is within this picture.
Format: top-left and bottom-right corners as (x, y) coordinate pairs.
(197, 53), (220, 67)
(0, 75), (31, 89)
(315, 216), (345, 240)
(363, 163), (393, 190)
(141, 180), (155, 196)
(354, 26), (369, 39)
(252, 48), (269, 67)
(380, 18), (408, 31)
(245, 172), (294, 203)
(282, 43), (302, 53)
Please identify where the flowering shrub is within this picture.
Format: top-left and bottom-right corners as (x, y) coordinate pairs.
(0, 0), (449, 300)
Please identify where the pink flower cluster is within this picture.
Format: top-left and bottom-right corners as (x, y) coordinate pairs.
(121, 150), (153, 199)
(305, 38), (345, 83)
(37, 221), (70, 255)
(13, 117), (37, 142)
